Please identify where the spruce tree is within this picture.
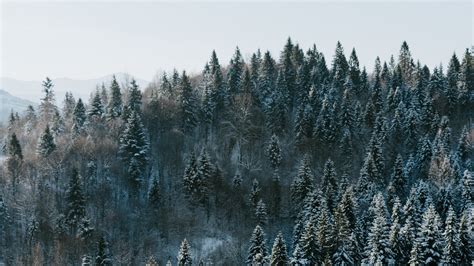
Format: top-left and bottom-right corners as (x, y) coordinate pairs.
(148, 176), (161, 210)
(364, 193), (391, 265)
(107, 75), (123, 119)
(72, 98), (87, 134)
(39, 77), (58, 122)
(291, 155), (314, 208)
(322, 159), (337, 210)
(88, 90), (104, 120)
(227, 47), (245, 95)
(442, 206), (460, 265)
(37, 125), (56, 157)
(119, 111), (149, 191)
(180, 71), (198, 133)
(177, 238), (192, 266)
(458, 208), (472, 264)
(301, 216), (321, 265)
(95, 236), (112, 265)
(65, 168), (86, 231)
(267, 134), (282, 170)
(247, 225), (267, 264)
(417, 204), (443, 265)
(270, 232), (288, 266)
(250, 178), (262, 208)
(255, 200), (268, 226)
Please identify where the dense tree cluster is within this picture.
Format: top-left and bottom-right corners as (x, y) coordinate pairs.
(0, 39), (473, 265)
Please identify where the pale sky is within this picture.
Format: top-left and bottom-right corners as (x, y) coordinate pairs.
(1, 1), (472, 81)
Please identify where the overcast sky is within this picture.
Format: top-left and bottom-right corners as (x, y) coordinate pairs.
(1, 1), (472, 81)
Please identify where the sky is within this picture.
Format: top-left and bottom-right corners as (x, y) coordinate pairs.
(1, 1), (472, 81)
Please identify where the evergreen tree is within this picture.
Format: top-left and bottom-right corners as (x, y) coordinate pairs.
(88, 89), (104, 120)
(331, 41), (349, 91)
(458, 208), (473, 264)
(389, 197), (404, 264)
(255, 200), (268, 226)
(62, 92), (76, 120)
(6, 133), (23, 180)
(65, 168), (86, 231)
(39, 77), (58, 122)
(291, 155), (314, 208)
(180, 71), (198, 133)
(301, 216), (321, 265)
(72, 98), (87, 134)
(250, 178), (262, 208)
(177, 238), (192, 266)
(227, 47), (245, 95)
(124, 79), (142, 118)
(107, 75), (123, 119)
(458, 48), (473, 106)
(148, 176), (161, 210)
(317, 201), (335, 260)
(247, 225), (267, 265)
(321, 158), (337, 210)
(364, 193), (391, 265)
(270, 170), (282, 217)
(119, 111), (149, 191)
(37, 125), (56, 157)
(270, 232), (288, 266)
(267, 134), (282, 170)
(417, 204), (443, 265)
(95, 236), (112, 265)
(348, 48), (361, 93)
(442, 206), (460, 265)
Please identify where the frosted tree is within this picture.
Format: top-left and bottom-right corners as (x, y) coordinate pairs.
(177, 238), (192, 266)
(148, 176), (161, 210)
(364, 193), (391, 265)
(441, 206), (460, 265)
(123, 78), (142, 119)
(88, 89), (104, 120)
(6, 133), (23, 181)
(62, 92), (76, 120)
(321, 158), (337, 210)
(65, 168), (86, 232)
(119, 110), (149, 192)
(267, 134), (282, 170)
(291, 155), (314, 208)
(180, 71), (198, 133)
(247, 225), (267, 265)
(317, 201), (334, 260)
(458, 209), (472, 264)
(37, 125), (56, 157)
(107, 75), (123, 119)
(39, 77), (58, 122)
(301, 216), (321, 265)
(95, 236), (112, 265)
(227, 46), (245, 95)
(72, 98), (87, 134)
(255, 199), (268, 226)
(250, 178), (262, 208)
(417, 204), (443, 265)
(270, 232), (288, 266)
(389, 197), (404, 264)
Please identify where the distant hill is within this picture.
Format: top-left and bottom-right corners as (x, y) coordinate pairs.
(0, 73), (149, 105)
(0, 89), (36, 124)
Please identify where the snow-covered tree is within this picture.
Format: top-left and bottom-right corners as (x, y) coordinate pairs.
(177, 238), (192, 266)
(270, 232), (288, 266)
(267, 134), (282, 170)
(37, 125), (56, 157)
(247, 225), (267, 265)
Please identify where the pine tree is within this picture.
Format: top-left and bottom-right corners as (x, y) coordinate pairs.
(270, 170), (282, 217)
(63, 92), (76, 120)
(417, 204), (443, 265)
(408, 242), (423, 266)
(247, 225), (267, 264)
(458, 48), (473, 106)
(72, 98), (87, 134)
(322, 159), (338, 210)
(124, 79), (142, 119)
(177, 238), (192, 266)
(148, 176), (161, 210)
(88, 89), (104, 120)
(398, 41), (414, 84)
(6, 133), (23, 179)
(95, 236), (112, 265)
(255, 200), (268, 226)
(119, 111), (149, 191)
(37, 125), (56, 157)
(458, 208), (472, 264)
(107, 75), (123, 119)
(317, 201), (335, 260)
(364, 193), (391, 265)
(39, 77), (58, 122)
(291, 155), (314, 208)
(65, 168), (86, 231)
(301, 216), (321, 265)
(250, 178), (262, 208)
(389, 197), (404, 264)
(348, 48), (361, 93)
(270, 232), (288, 266)
(442, 206), (460, 265)
(388, 155), (406, 204)
(331, 41), (349, 91)
(180, 71), (198, 133)
(267, 134), (282, 170)
(227, 46), (245, 95)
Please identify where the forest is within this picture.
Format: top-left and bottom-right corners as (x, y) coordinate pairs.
(0, 39), (473, 265)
